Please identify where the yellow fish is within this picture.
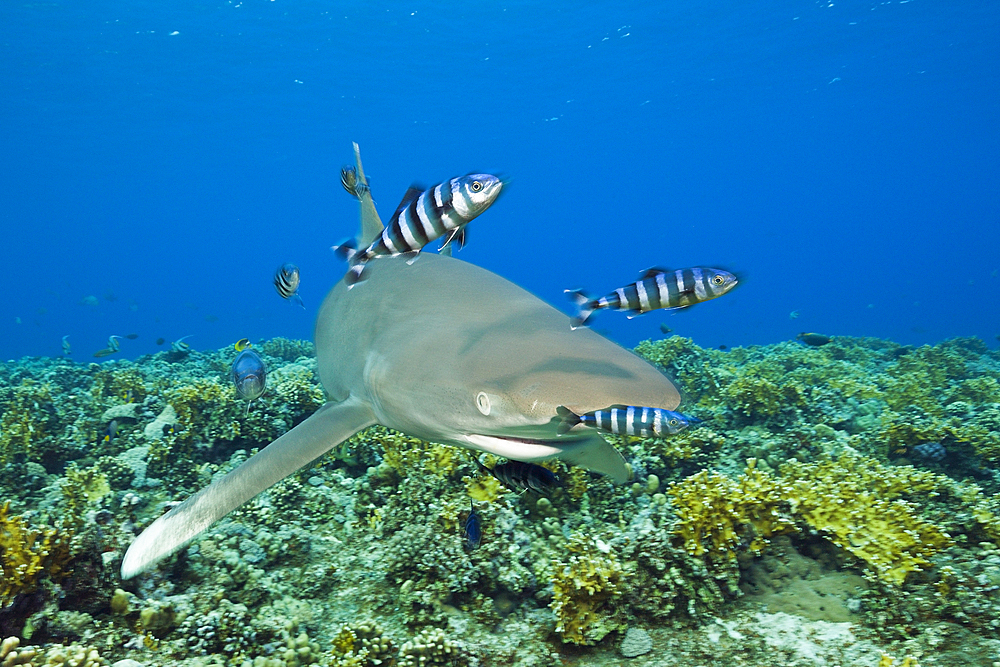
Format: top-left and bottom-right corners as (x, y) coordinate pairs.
(235, 338), (251, 352)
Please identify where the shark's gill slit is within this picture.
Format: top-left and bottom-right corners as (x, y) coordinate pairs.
(476, 391), (491, 415)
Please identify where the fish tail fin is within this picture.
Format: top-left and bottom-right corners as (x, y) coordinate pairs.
(293, 294), (305, 309)
(343, 263), (368, 288)
(332, 238), (358, 263)
(555, 405), (581, 436)
(564, 289), (596, 329)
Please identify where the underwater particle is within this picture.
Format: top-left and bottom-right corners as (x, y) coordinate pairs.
(796, 332), (832, 346)
(80, 295), (99, 307)
(155, 337), (165, 345)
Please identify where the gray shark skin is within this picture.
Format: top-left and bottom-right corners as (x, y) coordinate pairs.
(119, 149), (681, 580)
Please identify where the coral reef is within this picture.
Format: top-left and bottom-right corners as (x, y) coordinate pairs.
(0, 335), (998, 666)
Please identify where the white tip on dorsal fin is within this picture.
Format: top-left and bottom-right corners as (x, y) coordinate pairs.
(352, 142), (385, 248)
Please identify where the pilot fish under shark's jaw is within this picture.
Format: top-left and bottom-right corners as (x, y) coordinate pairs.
(119, 144), (682, 579)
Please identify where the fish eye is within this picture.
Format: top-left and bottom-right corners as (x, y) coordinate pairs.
(712, 274), (725, 286)
(475, 392), (491, 416)
(471, 181), (483, 192)
(669, 418), (679, 427)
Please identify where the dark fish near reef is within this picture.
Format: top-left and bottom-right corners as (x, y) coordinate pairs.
(102, 420), (119, 444)
(478, 459), (559, 495)
(565, 267), (738, 329)
(913, 441), (946, 462)
(125, 333), (139, 340)
(156, 337), (165, 346)
(274, 263), (305, 308)
(797, 332), (831, 346)
(231, 347), (267, 415)
(93, 347), (119, 358)
(340, 165), (370, 200)
(556, 405), (698, 438)
(659, 324), (673, 335)
(332, 174), (503, 287)
(463, 501), (482, 550)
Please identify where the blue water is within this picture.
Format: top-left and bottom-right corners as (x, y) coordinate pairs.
(2, 0), (998, 361)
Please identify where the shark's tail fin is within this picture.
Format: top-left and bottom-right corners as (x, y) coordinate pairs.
(555, 405), (582, 436)
(564, 289), (596, 329)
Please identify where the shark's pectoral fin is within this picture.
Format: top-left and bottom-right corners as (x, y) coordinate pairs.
(555, 433), (634, 484)
(120, 397), (376, 579)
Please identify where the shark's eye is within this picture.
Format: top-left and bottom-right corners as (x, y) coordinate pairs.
(471, 180), (483, 192)
(476, 392), (491, 416)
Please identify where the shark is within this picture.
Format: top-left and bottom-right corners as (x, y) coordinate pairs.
(119, 144), (682, 579)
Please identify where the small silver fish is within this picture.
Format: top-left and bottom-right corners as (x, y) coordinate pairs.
(231, 347), (267, 415)
(566, 267), (738, 329)
(274, 263), (305, 308)
(62, 335), (71, 355)
(556, 404), (698, 438)
(340, 165), (370, 200)
(332, 174), (503, 287)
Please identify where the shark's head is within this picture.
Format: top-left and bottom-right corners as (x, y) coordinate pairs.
(321, 253), (681, 473)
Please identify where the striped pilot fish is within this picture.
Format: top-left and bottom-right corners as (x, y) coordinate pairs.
(477, 458), (559, 495)
(333, 174), (503, 287)
(556, 405), (700, 438)
(565, 267), (738, 329)
(340, 165), (370, 200)
(274, 262), (305, 308)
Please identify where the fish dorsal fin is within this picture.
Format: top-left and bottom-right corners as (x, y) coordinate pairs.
(392, 186), (424, 220)
(639, 267), (670, 281)
(352, 142), (385, 248)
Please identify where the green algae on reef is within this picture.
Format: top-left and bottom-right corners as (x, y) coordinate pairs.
(1, 336), (1000, 666)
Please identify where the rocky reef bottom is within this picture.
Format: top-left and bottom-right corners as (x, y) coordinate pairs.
(1, 335), (1000, 666)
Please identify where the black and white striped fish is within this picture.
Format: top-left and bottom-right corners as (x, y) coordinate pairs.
(274, 262), (304, 308)
(476, 459), (559, 495)
(340, 165), (370, 200)
(565, 267), (737, 329)
(332, 174), (503, 287)
(556, 405), (699, 438)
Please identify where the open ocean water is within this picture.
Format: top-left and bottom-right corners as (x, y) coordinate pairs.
(2, 2), (1000, 667)
(2, 0), (998, 359)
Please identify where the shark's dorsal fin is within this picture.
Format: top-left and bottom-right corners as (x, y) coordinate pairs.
(353, 142), (385, 248)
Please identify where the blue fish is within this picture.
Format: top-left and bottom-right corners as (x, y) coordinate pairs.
(463, 501), (482, 550)
(231, 348), (267, 415)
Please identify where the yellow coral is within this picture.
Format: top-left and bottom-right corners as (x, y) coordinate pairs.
(0, 501), (71, 607)
(668, 459), (795, 560)
(0, 380), (53, 463)
(781, 453), (951, 586)
(465, 474), (506, 503)
(374, 427), (460, 479)
(550, 533), (623, 645)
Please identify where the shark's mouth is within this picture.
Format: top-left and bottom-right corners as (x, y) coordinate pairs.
(464, 433), (566, 462)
